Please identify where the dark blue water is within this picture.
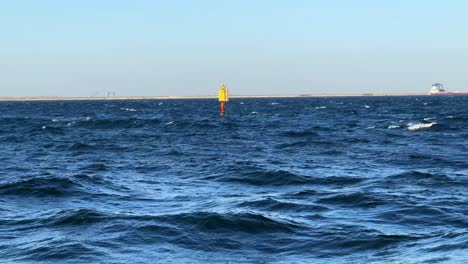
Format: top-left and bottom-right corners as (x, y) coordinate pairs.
(0, 96), (467, 263)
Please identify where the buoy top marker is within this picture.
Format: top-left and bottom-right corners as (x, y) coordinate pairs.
(218, 83), (229, 102)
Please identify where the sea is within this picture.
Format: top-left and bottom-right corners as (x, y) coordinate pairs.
(0, 96), (467, 264)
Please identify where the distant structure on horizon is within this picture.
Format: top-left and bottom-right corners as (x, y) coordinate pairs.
(430, 83), (468, 96)
(430, 83), (445, 94)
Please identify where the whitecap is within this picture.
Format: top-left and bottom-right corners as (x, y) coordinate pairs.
(315, 106), (327, 109)
(407, 122), (436, 131)
(423, 117), (435, 121)
(52, 119), (59, 122)
(366, 126), (376, 129)
(271, 102), (279, 105)
(165, 121), (174, 125)
(42, 126), (47, 129)
(364, 105), (370, 109)
(121, 108), (137, 112)
(84, 117), (92, 122)
(251, 111), (258, 114)
(158, 102), (163, 106)
(240, 102), (244, 105)
(388, 125), (400, 129)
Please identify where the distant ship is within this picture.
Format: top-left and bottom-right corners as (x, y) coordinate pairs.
(430, 83), (468, 96)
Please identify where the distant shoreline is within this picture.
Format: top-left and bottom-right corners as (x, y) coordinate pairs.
(0, 93), (428, 101)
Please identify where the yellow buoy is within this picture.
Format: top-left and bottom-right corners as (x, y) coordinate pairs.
(218, 83), (229, 115)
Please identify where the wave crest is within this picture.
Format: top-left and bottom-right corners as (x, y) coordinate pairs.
(221, 169), (310, 186)
(0, 177), (82, 197)
(408, 122), (436, 131)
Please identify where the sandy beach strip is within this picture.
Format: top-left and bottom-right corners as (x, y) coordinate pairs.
(0, 93), (428, 102)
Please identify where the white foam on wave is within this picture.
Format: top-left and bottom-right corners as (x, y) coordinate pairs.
(315, 106), (327, 109)
(52, 119), (59, 122)
(121, 108), (137, 112)
(366, 126), (376, 129)
(423, 117), (435, 121)
(407, 122), (436, 131)
(165, 121), (174, 125)
(271, 102), (279, 105)
(251, 111), (258, 114)
(364, 105), (370, 109)
(388, 125), (400, 129)
(84, 117), (92, 122)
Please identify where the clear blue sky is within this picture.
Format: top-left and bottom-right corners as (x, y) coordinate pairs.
(1, 0), (467, 96)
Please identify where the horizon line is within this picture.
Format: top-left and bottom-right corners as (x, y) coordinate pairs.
(0, 93), (430, 101)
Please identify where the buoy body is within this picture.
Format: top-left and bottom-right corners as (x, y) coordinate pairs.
(220, 101), (225, 113)
(218, 84), (229, 115)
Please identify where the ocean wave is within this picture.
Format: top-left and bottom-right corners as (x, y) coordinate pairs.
(407, 122), (436, 131)
(171, 120), (218, 129)
(282, 224), (422, 256)
(79, 118), (141, 129)
(0, 177), (82, 197)
(276, 139), (337, 149)
(75, 118), (161, 129)
(155, 212), (299, 234)
(110, 211), (307, 253)
(219, 169), (310, 186)
(47, 209), (111, 226)
(72, 173), (111, 186)
(239, 198), (329, 212)
(329, 232), (420, 252)
(317, 192), (387, 208)
(68, 143), (97, 151)
(81, 163), (109, 172)
(314, 176), (366, 185)
(339, 137), (371, 144)
(34, 209), (301, 235)
(17, 242), (100, 262)
(384, 171), (457, 186)
(376, 205), (457, 227)
(39, 125), (65, 133)
(120, 108), (137, 112)
(276, 140), (310, 149)
(425, 232), (468, 252)
(282, 130), (319, 138)
(286, 189), (321, 198)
